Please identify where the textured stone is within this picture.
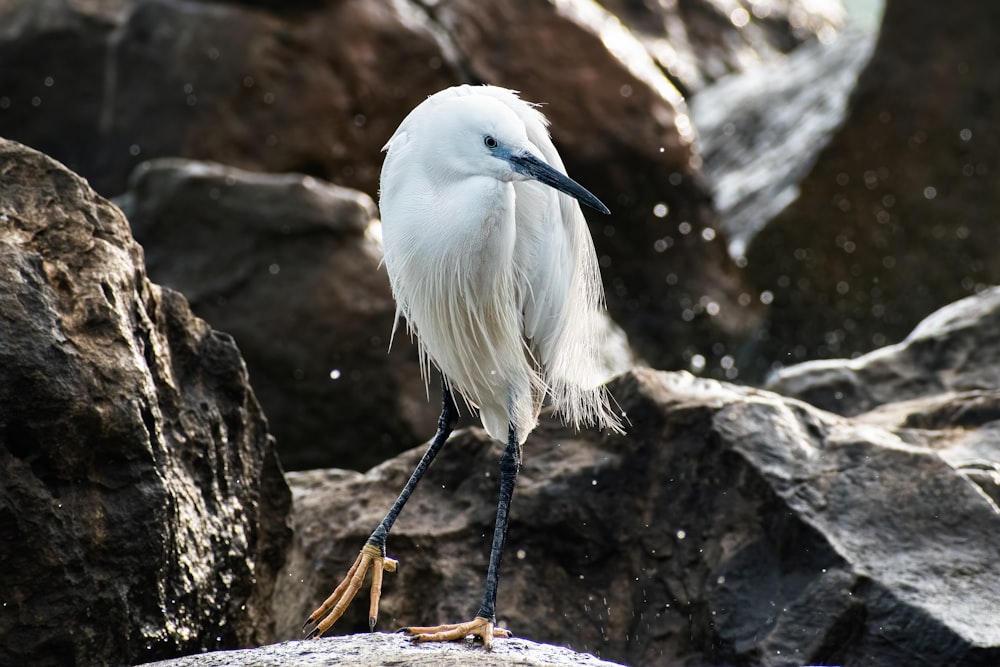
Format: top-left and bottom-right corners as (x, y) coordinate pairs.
(766, 287), (1000, 416)
(275, 367), (1000, 666)
(118, 157), (439, 471)
(0, 138), (292, 666)
(743, 0), (1000, 367)
(137, 633), (625, 667)
(603, 0), (844, 94)
(690, 29), (876, 261)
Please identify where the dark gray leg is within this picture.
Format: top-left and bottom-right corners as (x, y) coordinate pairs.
(367, 383), (458, 551)
(476, 425), (521, 623)
(304, 381), (458, 637)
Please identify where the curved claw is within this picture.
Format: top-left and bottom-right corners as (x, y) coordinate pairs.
(303, 543), (398, 638)
(402, 616), (511, 650)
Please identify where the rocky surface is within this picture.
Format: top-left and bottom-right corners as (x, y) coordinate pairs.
(0, 139), (292, 666)
(690, 29), (876, 260)
(741, 0), (1000, 368)
(117, 157), (440, 471)
(137, 633), (626, 667)
(767, 286), (1000, 417)
(275, 365), (1000, 666)
(5, 1), (998, 384)
(603, 0), (844, 95)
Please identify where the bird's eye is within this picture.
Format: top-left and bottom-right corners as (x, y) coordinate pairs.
(483, 135), (498, 149)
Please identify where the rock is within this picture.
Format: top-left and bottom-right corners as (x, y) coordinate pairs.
(690, 29), (876, 261)
(766, 287), (1000, 417)
(0, 139), (292, 666)
(766, 286), (1000, 512)
(742, 0), (1000, 367)
(274, 367), (1000, 666)
(602, 0), (844, 95)
(117, 157), (440, 471)
(136, 633), (625, 667)
(0, 0), (458, 199)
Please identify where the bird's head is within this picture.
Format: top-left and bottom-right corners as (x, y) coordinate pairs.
(420, 95), (610, 215)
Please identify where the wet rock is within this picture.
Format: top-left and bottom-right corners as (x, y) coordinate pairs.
(0, 139), (292, 666)
(743, 0), (1000, 368)
(0, 0), (457, 198)
(118, 158), (439, 471)
(767, 286), (1000, 513)
(136, 633), (625, 667)
(767, 286), (1000, 417)
(690, 29), (876, 261)
(602, 0), (844, 95)
(274, 367), (1000, 666)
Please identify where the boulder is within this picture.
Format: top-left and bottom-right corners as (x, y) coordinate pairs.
(602, 0), (844, 94)
(0, 0), (458, 199)
(690, 29), (876, 262)
(0, 139), (292, 666)
(274, 367), (1000, 666)
(117, 158), (439, 471)
(767, 286), (1000, 417)
(742, 0), (1000, 367)
(136, 633), (626, 667)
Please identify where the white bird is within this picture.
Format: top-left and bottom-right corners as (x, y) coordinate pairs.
(305, 85), (622, 648)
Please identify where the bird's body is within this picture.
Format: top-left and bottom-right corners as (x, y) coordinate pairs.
(380, 85), (618, 442)
(305, 85), (620, 647)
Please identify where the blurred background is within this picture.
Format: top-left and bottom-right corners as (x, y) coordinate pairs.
(5, 0), (998, 474)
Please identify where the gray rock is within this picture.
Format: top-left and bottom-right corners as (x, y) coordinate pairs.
(602, 0), (845, 95)
(766, 286), (1000, 416)
(137, 633), (625, 667)
(0, 139), (292, 666)
(743, 0), (1000, 367)
(117, 157), (440, 471)
(275, 368), (1000, 667)
(690, 30), (876, 259)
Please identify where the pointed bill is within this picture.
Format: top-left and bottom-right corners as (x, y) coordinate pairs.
(506, 151), (610, 214)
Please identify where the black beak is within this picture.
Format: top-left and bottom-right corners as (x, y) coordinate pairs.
(507, 151), (610, 215)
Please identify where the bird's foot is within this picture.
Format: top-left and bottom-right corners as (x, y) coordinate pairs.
(303, 542), (398, 638)
(401, 616), (511, 649)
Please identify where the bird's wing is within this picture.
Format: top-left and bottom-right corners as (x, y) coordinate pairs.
(473, 87), (621, 433)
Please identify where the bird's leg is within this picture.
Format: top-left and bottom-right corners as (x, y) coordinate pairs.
(303, 383), (459, 638)
(403, 425), (520, 649)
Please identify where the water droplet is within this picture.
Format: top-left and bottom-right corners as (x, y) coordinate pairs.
(690, 354), (706, 373)
(729, 7), (749, 27)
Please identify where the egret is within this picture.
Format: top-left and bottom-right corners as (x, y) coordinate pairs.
(304, 84), (622, 648)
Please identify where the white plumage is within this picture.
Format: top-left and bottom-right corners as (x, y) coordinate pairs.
(379, 84), (621, 444)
